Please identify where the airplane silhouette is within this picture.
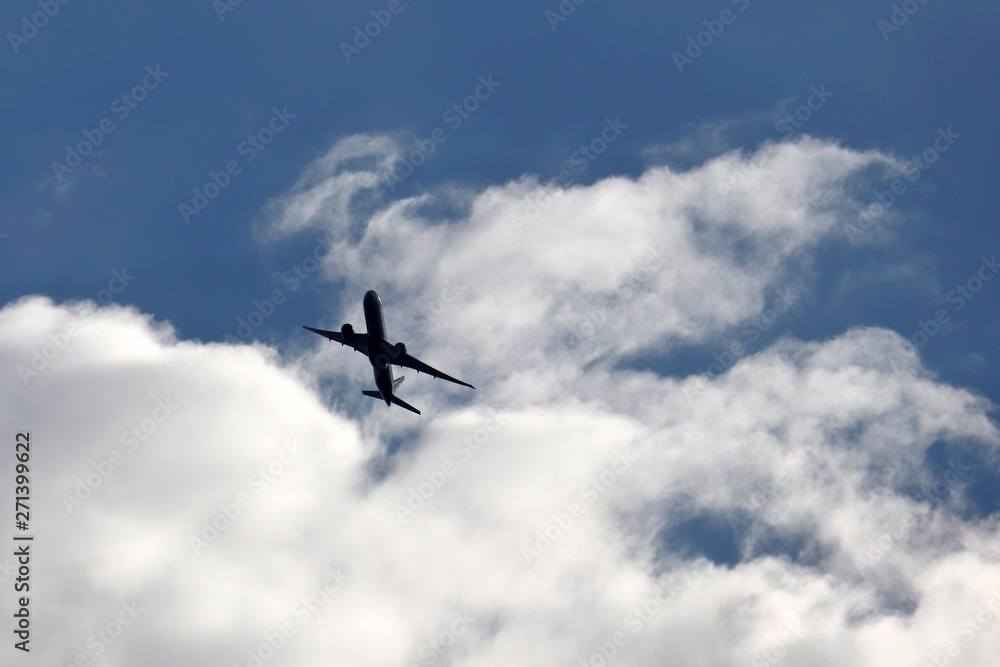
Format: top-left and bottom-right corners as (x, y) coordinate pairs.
(304, 290), (474, 415)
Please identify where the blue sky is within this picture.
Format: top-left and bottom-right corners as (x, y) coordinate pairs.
(3, 2), (1000, 665)
(3, 1), (997, 402)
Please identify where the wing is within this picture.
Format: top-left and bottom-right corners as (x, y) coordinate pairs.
(303, 326), (369, 356)
(395, 352), (475, 389)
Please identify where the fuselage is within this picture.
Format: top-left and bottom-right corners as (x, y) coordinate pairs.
(363, 290), (393, 405)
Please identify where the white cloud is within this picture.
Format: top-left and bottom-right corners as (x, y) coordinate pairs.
(3, 134), (999, 666)
(264, 135), (898, 377)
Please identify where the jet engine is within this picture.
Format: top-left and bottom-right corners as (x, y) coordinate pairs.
(341, 323), (354, 339)
(393, 341), (407, 358)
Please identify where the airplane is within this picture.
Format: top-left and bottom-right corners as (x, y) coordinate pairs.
(303, 290), (474, 415)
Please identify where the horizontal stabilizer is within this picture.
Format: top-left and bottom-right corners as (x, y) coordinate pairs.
(361, 389), (421, 414)
(390, 394), (420, 415)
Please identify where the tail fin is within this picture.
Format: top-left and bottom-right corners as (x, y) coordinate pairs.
(393, 376), (405, 390)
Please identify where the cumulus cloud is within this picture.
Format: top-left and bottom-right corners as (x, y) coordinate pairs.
(3, 134), (999, 666)
(263, 135), (901, 375)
